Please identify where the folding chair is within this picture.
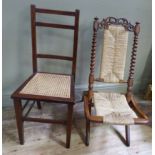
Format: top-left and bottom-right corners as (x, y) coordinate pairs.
(11, 4), (79, 148)
(84, 17), (149, 146)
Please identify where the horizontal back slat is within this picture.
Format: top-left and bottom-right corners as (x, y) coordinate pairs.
(35, 22), (75, 30)
(35, 8), (76, 16)
(37, 54), (73, 61)
(31, 4), (80, 79)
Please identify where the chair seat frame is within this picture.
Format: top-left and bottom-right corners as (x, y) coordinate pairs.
(84, 17), (149, 146)
(11, 5), (79, 148)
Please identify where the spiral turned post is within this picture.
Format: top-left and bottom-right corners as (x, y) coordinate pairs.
(88, 17), (99, 100)
(127, 22), (140, 98)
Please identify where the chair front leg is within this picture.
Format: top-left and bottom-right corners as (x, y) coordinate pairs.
(125, 125), (130, 146)
(13, 99), (24, 145)
(86, 103), (91, 146)
(66, 103), (73, 148)
(86, 118), (90, 146)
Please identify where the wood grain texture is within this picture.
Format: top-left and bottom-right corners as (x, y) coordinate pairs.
(3, 94), (152, 155)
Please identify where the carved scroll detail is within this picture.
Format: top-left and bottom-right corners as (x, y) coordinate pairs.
(97, 17), (135, 32)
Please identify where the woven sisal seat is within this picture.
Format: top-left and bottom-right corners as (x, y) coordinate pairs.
(20, 73), (71, 98)
(93, 92), (137, 125)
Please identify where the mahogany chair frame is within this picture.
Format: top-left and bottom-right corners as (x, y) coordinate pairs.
(84, 17), (149, 146)
(11, 4), (79, 148)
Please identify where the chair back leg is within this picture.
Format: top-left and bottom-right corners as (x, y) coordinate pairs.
(66, 104), (74, 148)
(37, 101), (42, 109)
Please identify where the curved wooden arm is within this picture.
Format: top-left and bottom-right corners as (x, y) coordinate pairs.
(84, 95), (103, 123)
(130, 95), (149, 120)
(133, 118), (149, 124)
(126, 93), (149, 124)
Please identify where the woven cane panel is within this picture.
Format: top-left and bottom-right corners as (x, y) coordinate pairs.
(93, 92), (137, 125)
(20, 73), (71, 98)
(100, 25), (128, 82)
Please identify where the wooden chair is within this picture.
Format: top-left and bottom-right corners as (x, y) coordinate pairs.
(11, 4), (79, 148)
(84, 17), (149, 146)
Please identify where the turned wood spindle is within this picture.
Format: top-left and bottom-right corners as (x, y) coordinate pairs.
(88, 17), (98, 100)
(127, 22), (140, 97)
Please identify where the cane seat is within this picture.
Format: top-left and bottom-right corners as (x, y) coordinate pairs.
(20, 73), (71, 98)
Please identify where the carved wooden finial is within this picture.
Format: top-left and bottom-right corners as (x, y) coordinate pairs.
(93, 17), (99, 31)
(134, 22), (140, 35)
(94, 17), (99, 20)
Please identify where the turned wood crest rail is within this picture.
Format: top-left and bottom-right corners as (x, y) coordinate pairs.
(93, 17), (139, 33)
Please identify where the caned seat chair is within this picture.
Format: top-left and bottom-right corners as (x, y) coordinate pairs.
(11, 5), (79, 148)
(84, 17), (149, 146)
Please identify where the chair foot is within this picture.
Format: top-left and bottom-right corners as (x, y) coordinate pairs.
(66, 144), (70, 149)
(14, 99), (24, 145)
(37, 101), (41, 110)
(125, 125), (130, 147)
(20, 141), (24, 145)
(85, 136), (89, 146)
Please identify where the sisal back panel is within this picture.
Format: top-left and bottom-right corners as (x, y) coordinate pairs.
(99, 25), (128, 82)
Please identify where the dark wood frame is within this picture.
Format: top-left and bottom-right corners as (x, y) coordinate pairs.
(84, 17), (149, 146)
(11, 4), (80, 148)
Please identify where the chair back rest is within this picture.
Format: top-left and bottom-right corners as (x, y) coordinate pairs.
(31, 5), (79, 80)
(88, 17), (140, 99)
(100, 25), (128, 83)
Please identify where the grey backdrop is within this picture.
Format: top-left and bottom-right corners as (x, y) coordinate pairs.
(3, 0), (152, 106)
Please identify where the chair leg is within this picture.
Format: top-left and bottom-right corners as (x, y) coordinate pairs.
(86, 118), (90, 146)
(36, 101), (41, 109)
(85, 103), (91, 146)
(66, 104), (73, 148)
(13, 99), (24, 145)
(125, 125), (130, 146)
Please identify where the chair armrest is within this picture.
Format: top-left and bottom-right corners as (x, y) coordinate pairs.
(84, 95), (103, 123)
(130, 95), (150, 124)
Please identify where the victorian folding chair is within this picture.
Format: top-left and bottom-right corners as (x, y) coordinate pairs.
(84, 17), (149, 146)
(11, 5), (79, 148)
